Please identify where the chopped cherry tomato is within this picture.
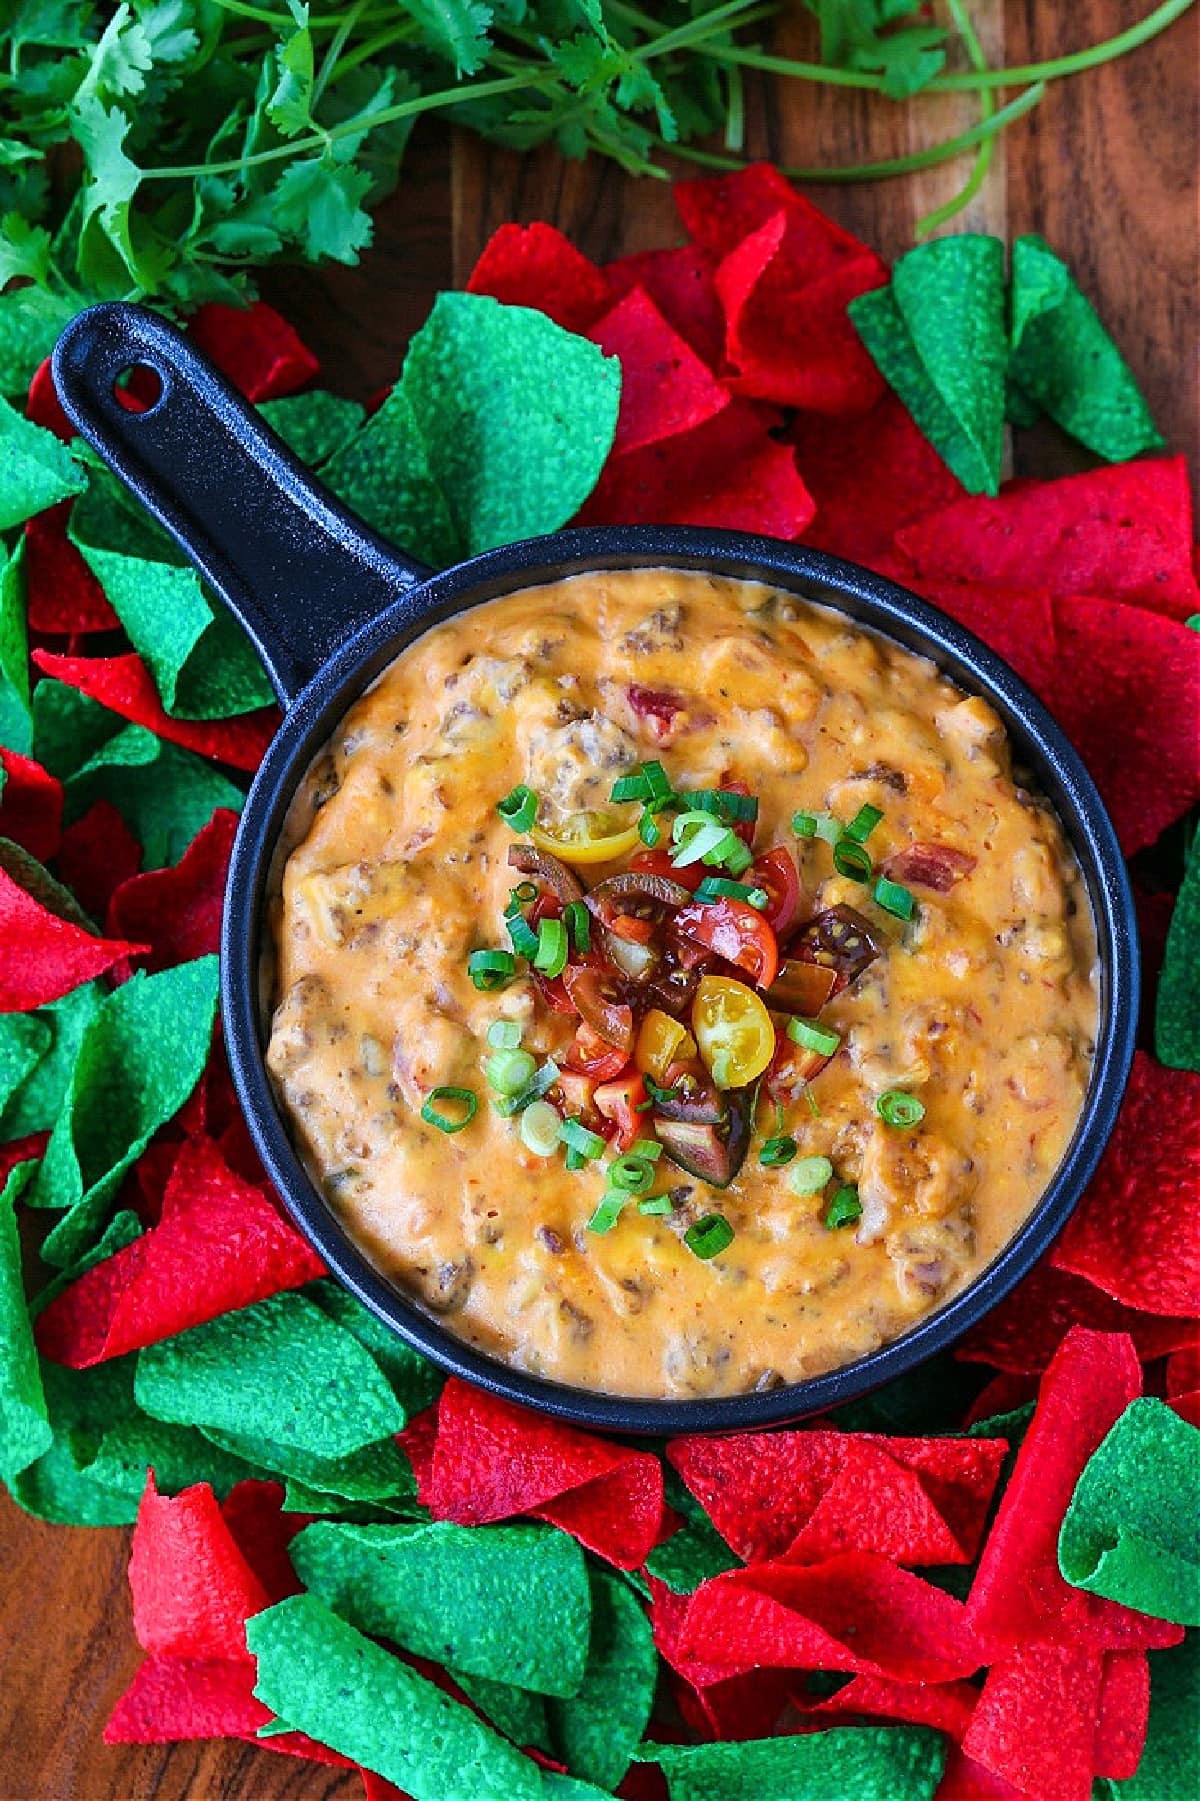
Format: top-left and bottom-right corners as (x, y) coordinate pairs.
(675, 898), (780, 990)
(634, 1007), (697, 1084)
(752, 846), (801, 937)
(530, 893), (563, 925)
(765, 1032), (832, 1103)
(629, 849), (704, 891)
(556, 1069), (602, 1120)
(562, 966), (635, 1053)
(531, 810), (640, 866)
(529, 969), (575, 1015)
(691, 975), (776, 1090)
(717, 776), (757, 847)
(563, 1022), (630, 1082)
(765, 958), (838, 1016)
(594, 1069), (648, 1151)
(607, 912), (656, 944)
(627, 686), (685, 740)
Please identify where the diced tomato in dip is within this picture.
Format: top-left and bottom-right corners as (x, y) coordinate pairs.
(267, 570), (1097, 1400)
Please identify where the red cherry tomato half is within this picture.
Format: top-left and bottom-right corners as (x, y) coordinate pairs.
(674, 898), (780, 991)
(594, 1069), (648, 1151)
(563, 1021), (630, 1082)
(629, 849), (704, 891)
(751, 846), (802, 937)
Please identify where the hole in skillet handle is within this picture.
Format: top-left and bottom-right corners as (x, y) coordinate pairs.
(113, 361), (165, 414)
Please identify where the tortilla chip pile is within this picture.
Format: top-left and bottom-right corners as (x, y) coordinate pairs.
(0, 166), (1197, 1800)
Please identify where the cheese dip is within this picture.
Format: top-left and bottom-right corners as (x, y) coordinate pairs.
(267, 569), (1098, 1399)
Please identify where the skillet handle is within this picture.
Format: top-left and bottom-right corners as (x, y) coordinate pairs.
(52, 302), (432, 706)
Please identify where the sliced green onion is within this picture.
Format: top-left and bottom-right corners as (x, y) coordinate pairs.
(705, 830), (754, 876)
(814, 814), (841, 844)
(846, 803), (884, 843)
(506, 910), (539, 959)
(684, 1214), (735, 1259)
(695, 876), (768, 907)
(559, 1117), (606, 1159)
(671, 811), (730, 867)
(639, 809), (662, 848)
(564, 1146), (587, 1171)
(534, 916), (568, 978)
(825, 1183), (863, 1230)
(519, 1099), (563, 1156)
(468, 949), (517, 991)
(832, 837), (873, 882)
(608, 1154), (656, 1194)
(874, 877), (915, 920)
(564, 900), (591, 955)
(486, 1018), (523, 1050)
(644, 1076), (682, 1106)
(486, 1048), (538, 1096)
(497, 785), (538, 831)
(509, 880), (538, 906)
(792, 810), (818, 837)
(789, 1154), (833, 1195)
(629, 1139), (664, 1161)
(877, 1090), (926, 1128)
(492, 1059), (560, 1118)
(420, 1086), (477, 1134)
(638, 1195), (673, 1216)
(759, 1134), (798, 1167)
(588, 1192), (626, 1234)
(687, 788), (759, 822)
(611, 771), (650, 803)
(642, 760), (674, 807)
(787, 1017), (842, 1056)
(802, 1083), (821, 1119)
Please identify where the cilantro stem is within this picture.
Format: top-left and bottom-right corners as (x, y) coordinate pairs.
(914, 0), (995, 236)
(139, 73), (549, 179)
(634, 0), (776, 61)
(670, 81), (1045, 184)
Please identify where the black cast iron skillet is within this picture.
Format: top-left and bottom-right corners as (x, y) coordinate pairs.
(52, 302), (1139, 1436)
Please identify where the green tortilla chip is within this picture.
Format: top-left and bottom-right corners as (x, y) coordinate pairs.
(136, 1289), (404, 1458)
(850, 237), (1006, 496)
(546, 1566), (658, 1793)
(1156, 826), (1200, 1072)
(246, 1592), (545, 1800)
(69, 459), (179, 565)
(30, 957), (220, 1264)
(0, 538), (33, 755)
(830, 1347), (984, 1435)
(259, 392), (366, 465)
(309, 1280), (443, 1418)
(31, 680), (120, 782)
(29, 1209), (142, 1319)
(645, 1470), (738, 1594)
(0, 288), (75, 399)
(71, 543), (273, 721)
(0, 1013), (52, 1116)
(452, 1671), (552, 1753)
(210, 1424), (419, 1506)
(0, 395), (86, 528)
(0, 981), (106, 1140)
(1008, 235), (1164, 461)
(0, 1162), (51, 1483)
(9, 1354), (140, 1526)
(1110, 1635), (1200, 1801)
(64, 726), (245, 869)
(324, 293), (620, 566)
(636, 1724), (948, 1801)
(291, 1519), (592, 1697)
(83, 1412), (267, 1501)
(1004, 374), (1041, 428)
(1058, 1397), (1200, 1624)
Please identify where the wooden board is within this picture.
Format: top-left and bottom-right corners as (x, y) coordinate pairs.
(3, 4), (1196, 1794)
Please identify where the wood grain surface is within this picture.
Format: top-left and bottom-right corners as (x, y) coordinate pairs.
(3, 4), (1197, 1795)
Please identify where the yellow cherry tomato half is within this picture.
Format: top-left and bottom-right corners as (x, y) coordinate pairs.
(635, 1007), (698, 1084)
(691, 975), (776, 1090)
(531, 809), (641, 867)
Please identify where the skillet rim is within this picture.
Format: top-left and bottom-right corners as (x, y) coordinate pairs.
(221, 525), (1139, 1435)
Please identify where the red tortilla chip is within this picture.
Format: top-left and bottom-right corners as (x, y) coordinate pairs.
(1092, 1649), (1150, 1780)
(912, 578), (1062, 701)
(959, 1259), (1200, 1374)
(961, 1642), (1105, 1801)
(714, 213), (887, 413)
(219, 1479), (305, 1606)
(397, 1402), (439, 1498)
(1053, 1054), (1200, 1316)
(31, 649), (279, 772)
(792, 389), (965, 575)
(0, 748), (63, 864)
(26, 357), (73, 440)
(965, 1326), (1182, 1653)
(576, 400), (814, 539)
(798, 1673), (978, 1742)
(54, 800), (143, 922)
(934, 1746), (1023, 1800)
(0, 860), (148, 1010)
(186, 302), (319, 402)
(962, 1373), (1038, 1427)
(106, 808), (236, 973)
(892, 458), (1200, 620)
(1132, 878), (1176, 999)
(1167, 1346), (1200, 1397)
(670, 1552), (984, 1683)
(466, 222), (614, 333)
(603, 246), (724, 371)
(105, 1654), (270, 1743)
(424, 1377), (665, 1568)
(674, 163), (875, 279)
(0, 1132), (49, 1179)
(671, 1663), (793, 1743)
(587, 286), (728, 456)
(129, 1472), (271, 1658)
(24, 508), (119, 634)
(35, 1135), (325, 1366)
(668, 1428), (1006, 1566)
